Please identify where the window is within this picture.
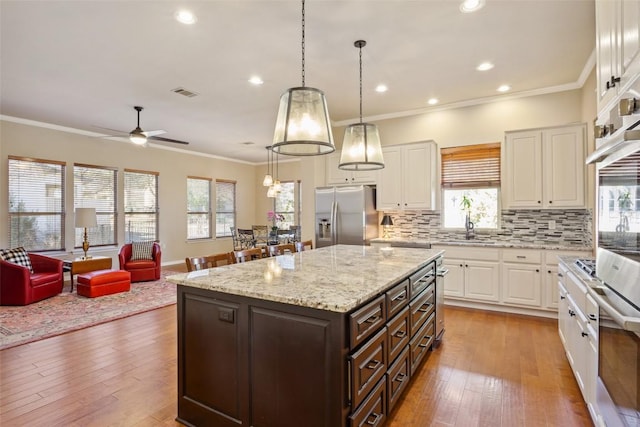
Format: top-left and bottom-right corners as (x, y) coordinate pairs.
(216, 180), (236, 237)
(124, 169), (159, 242)
(187, 176), (212, 240)
(274, 181), (301, 229)
(74, 164), (117, 247)
(8, 156), (66, 251)
(441, 143), (500, 229)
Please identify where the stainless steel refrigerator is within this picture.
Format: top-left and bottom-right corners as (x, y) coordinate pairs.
(315, 185), (378, 248)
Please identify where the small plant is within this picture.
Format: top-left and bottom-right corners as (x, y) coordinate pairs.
(267, 210), (285, 231)
(618, 190), (633, 211)
(460, 195), (472, 213)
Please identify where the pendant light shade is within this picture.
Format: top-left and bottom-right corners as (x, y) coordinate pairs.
(271, 0), (335, 156)
(263, 146), (273, 186)
(339, 40), (384, 171)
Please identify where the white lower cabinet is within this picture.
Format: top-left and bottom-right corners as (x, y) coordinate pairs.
(436, 246), (500, 302)
(501, 249), (542, 307)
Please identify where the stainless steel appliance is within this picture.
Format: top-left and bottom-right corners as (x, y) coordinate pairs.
(314, 185), (377, 247)
(587, 77), (640, 427)
(435, 257), (447, 346)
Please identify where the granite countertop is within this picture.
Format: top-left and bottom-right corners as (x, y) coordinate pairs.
(167, 245), (444, 313)
(372, 237), (592, 252)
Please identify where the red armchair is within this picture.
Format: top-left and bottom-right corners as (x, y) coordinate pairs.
(0, 253), (64, 305)
(118, 242), (162, 282)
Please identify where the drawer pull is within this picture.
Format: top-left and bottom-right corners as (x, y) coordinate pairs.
(394, 330), (407, 339)
(366, 413), (383, 426)
(569, 309), (576, 317)
(418, 303), (432, 313)
(560, 295), (566, 300)
(365, 359), (382, 370)
(392, 293), (406, 302)
(394, 372), (407, 383)
(581, 332), (589, 338)
(418, 337), (430, 348)
(588, 314), (597, 321)
(364, 315), (381, 325)
(517, 255), (526, 259)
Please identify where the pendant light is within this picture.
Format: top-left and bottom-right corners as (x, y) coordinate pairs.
(271, 0), (335, 156)
(339, 40), (384, 171)
(272, 151), (282, 193)
(263, 146), (273, 187)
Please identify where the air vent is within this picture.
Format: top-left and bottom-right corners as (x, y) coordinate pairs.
(171, 87), (199, 98)
(240, 141), (255, 146)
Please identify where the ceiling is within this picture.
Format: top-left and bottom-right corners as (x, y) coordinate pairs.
(0, 0), (595, 163)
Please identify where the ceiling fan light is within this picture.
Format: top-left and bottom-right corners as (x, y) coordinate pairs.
(272, 87), (335, 156)
(129, 129), (147, 145)
(339, 123), (384, 171)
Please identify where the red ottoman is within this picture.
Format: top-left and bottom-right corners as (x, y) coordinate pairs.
(77, 269), (131, 298)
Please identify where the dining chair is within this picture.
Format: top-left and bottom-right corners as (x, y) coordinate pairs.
(185, 252), (235, 272)
(252, 225), (269, 246)
(267, 243), (296, 257)
(294, 240), (313, 252)
(237, 228), (256, 249)
(289, 225), (302, 242)
(233, 247), (263, 263)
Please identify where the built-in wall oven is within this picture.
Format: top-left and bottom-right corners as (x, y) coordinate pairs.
(588, 79), (640, 427)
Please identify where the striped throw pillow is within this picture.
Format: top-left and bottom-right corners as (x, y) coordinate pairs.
(131, 241), (154, 261)
(0, 247), (34, 273)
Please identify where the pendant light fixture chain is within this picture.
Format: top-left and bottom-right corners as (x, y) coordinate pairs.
(357, 40), (364, 123)
(301, 0), (306, 87)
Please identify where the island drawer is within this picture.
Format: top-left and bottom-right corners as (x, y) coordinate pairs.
(387, 306), (410, 364)
(409, 261), (436, 298)
(410, 313), (435, 376)
(349, 376), (387, 427)
(350, 295), (386, 349)
(386, 279), (410, 319)
(349, 327), (388, 410)
(409, 285), (435, 335)
(387, 345), (410, 414)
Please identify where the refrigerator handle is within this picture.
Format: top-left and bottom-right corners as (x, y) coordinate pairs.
(331, 201), (337, 245)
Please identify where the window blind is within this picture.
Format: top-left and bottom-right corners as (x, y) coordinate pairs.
(8, 156), (66, 251)
(441, 143), (501, 188)
(187, 176), (212, 239)
(124, 169), (159, 242)
(216, 180), (236, 237)
(74, 164), (117, 247)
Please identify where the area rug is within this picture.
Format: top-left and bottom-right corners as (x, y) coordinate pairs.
(0, 270), (181, 350)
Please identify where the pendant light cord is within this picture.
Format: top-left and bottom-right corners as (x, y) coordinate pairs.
(359, 43), (363, 124)
(301, 0), (306, 87)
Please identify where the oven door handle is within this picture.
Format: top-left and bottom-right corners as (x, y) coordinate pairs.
(593, 288), (640, 332)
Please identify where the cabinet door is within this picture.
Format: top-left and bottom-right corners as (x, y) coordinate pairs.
(504, 131), (543, 208)
(558, 281), (569, 347)
(501, 263), (542, 307)
(402, 143), (435, 210)
(543, 126), (585, 208)
(442, 259), (464, 298)
(464, 260), (500, 302)
(377, 146), (403, 210)
(596, 0), (619, 109)
(544, 266), (559, 310)
(326, 152), (352, 185)
(620, 0), (640, 88)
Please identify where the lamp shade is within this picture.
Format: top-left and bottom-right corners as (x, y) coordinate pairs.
(272, 87), (335, 156)
(381, 215), (393, 226)
(340, 123), (384, 170)
(75, 207), (97, 228)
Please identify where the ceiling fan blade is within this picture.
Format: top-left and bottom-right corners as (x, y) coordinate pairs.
(148, 135), (189, 145)
(142, 130), (166, 137)
(92, 125), (128, 135)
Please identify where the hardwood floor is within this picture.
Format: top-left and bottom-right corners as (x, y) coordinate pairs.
(0, 302), (592, 426)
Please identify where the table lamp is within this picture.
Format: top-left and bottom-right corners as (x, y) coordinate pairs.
(75, 207), (97, 259)
(381, 214), (393, 239)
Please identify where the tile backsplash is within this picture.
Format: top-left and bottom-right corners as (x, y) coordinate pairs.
(384, 209), (592, 247)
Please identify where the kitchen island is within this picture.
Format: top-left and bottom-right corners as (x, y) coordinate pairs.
(168, 244), (443, 427)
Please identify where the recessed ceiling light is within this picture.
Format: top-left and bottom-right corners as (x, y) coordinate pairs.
(476, 62), (494, 71)
(249, 76), (264, 86)
(175, 10), (197, 25)
(375, 84), (388, 93)
(460, 0), (485, 13)
(497, 84), (511, 92)
(427, 98), (439, 105)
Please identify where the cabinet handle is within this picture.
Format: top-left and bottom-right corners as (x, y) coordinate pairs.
(581, 332), (589, 338)
(558, 273), (564, 278)
(392, 293), (406, 302)
(366, 413), (383, 426)
(394, 330), (407, 339)
(560, 295), (566, 300)
(536, 269), (540, 273)
(460, 264), (464, 267)
(537, 200), (541, 204)
(588, 314), (597, 321)
(418, 303), (432, 313)
(365, 359), (382, 370)
(364, 314), (381, 324)
(569, 309), (576, 317)
(517, 255), (526, 259)
(549, 201), (552, 204)
(465, 264), (469, 268)
(548, 270), (552, 274)
(606, 75), (621, 89)
(394, 372), (407, 383)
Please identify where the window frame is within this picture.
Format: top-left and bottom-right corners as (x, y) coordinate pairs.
(187, 176), (213, 240)
(8, 156), (66, 252)
(73, 163), (118, 248)
(124, 168), (159, 242)
(273, 180), (301, 229)
(215, 179), (236, 238)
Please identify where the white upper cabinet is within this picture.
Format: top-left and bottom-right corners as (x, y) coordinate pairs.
(503, 124), (586, 209)
(325, 152), (377, 186)
(376, 141), (437, 211)
(596, 0), (640, 113)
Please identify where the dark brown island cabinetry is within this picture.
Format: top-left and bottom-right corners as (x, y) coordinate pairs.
(175, 249), (442, 427)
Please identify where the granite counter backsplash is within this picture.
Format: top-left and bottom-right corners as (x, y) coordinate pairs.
(382, 209), (592, 248)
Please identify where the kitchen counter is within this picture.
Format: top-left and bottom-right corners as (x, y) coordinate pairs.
(168, 244), (443, 312)
(371, 237), (592, 252)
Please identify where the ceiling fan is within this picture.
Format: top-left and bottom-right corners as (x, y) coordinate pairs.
(97, 106), (189, 146)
